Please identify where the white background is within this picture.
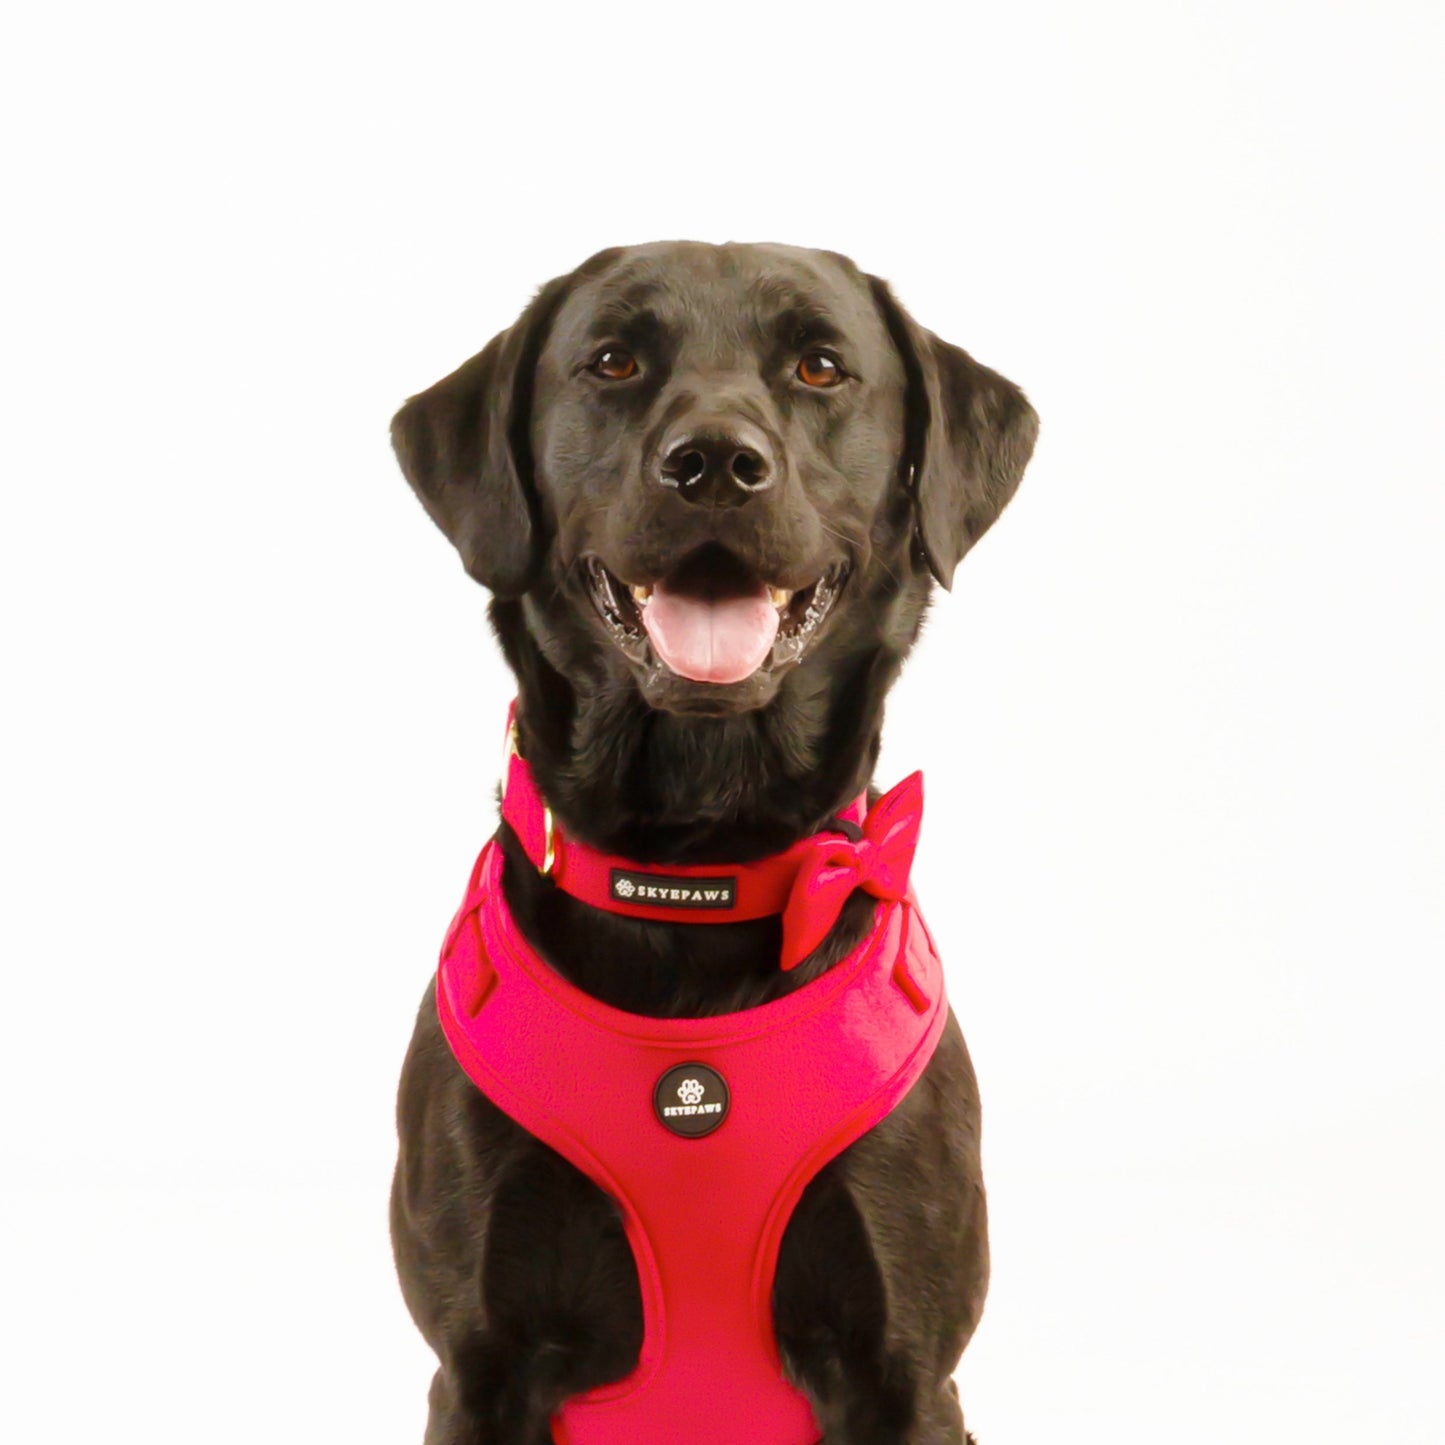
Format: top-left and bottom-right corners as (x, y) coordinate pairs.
(3, 2), (1442, 1441)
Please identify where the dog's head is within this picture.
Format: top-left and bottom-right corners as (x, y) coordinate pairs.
(393, 241), (1036, 726)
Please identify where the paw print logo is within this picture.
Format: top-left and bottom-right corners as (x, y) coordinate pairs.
(677, 1078), (706, 1105)
(615, 877), (637, 898)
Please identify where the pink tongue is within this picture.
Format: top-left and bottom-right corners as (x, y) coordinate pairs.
(641, 580), (780, 684)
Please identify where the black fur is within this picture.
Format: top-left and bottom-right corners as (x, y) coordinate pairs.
(389, 241), (1036, 1444)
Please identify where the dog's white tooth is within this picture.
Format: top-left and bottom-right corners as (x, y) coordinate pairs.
(769, 586), (793, 609)
(630, 584), (652, 604)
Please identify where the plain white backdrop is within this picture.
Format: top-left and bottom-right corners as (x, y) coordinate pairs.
(3, 2), (1442, 1441)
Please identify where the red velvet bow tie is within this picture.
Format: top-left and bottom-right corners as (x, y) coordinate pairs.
(500, 713), (924, 971)
(776, 772), (924, 970)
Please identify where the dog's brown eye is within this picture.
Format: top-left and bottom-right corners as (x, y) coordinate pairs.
(796, 352), (844, 388)
(591, 349), (638, 381)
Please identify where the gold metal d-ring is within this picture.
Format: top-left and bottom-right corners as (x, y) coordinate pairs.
(503, 719), (557, 877)
(503, 719), (520, 781)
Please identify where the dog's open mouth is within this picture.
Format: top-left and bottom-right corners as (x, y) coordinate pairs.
(585, 545), (846, 686)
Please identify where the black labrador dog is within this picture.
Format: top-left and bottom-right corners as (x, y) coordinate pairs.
(389, 241), (1038, 1444)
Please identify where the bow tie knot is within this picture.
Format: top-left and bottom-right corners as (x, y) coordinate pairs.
(779, 771), (924, 970)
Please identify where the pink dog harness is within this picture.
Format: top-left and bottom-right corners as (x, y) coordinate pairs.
(436, 737), (949, 1445)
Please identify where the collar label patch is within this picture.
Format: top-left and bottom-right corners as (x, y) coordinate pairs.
(610, 869), (737, 910)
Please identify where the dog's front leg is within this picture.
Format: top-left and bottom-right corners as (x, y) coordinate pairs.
(393, 990), (645, 1445)
(776, 1014), (986, 1445)
(420, 1348), (557, 1445)
(775, 1164), (974, 1445)
(809, 1377), (974, 1445)
(803, 1374), (971, 1445)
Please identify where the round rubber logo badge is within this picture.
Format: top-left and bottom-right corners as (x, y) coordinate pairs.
(653, 1062), (729, 1138)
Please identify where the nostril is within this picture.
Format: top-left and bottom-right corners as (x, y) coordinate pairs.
(731, 448), (771, 490)
(661, 446), (708, 489)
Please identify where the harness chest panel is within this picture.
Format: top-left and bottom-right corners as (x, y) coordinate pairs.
(437, 842), (949, 1445)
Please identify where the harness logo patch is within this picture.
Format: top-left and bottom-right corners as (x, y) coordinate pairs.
(654, 1062), (729, 1138)
(610, 869), (737, 910)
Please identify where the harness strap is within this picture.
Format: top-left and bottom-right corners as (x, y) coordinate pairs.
(437, 843), (948, 1445)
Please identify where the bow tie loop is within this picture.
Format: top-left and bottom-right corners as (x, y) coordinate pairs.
(779, 772), (924, 971)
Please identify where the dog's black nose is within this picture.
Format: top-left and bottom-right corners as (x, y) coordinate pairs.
(657, 421), (776, 505)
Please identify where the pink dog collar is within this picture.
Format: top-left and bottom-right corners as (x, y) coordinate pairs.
(501, 719), (926, 972)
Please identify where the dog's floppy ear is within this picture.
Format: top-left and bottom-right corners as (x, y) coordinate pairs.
(869, 278), (1039, 589)
(390, 275), (572, 598)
